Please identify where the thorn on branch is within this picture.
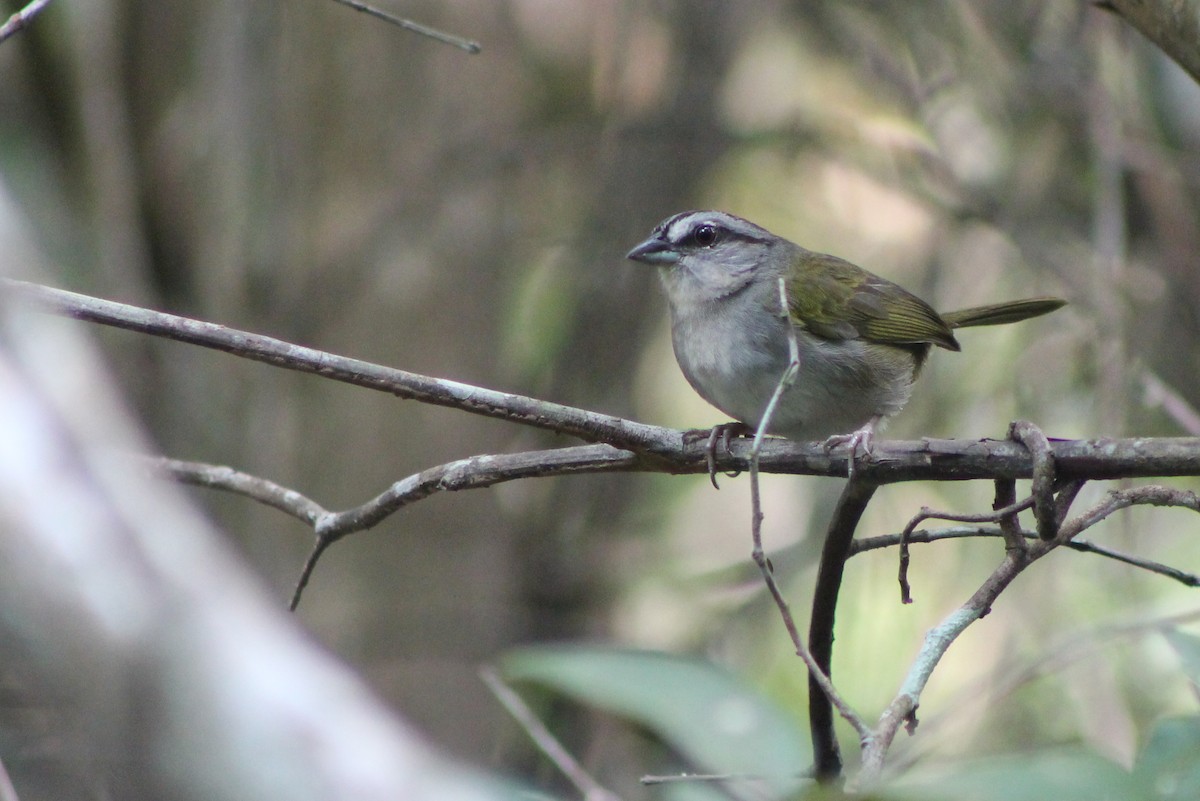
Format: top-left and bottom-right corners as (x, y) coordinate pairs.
(904, 706), (919, 735)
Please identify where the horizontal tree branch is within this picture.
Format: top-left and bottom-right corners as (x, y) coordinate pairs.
(150, 446), (641, 608)
(151, 446), (638, 543)
(9, 279), (1200, 484)
(1, 279), (678, 459)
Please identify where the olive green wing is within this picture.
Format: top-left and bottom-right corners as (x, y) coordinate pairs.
(787, 251), (960, 351)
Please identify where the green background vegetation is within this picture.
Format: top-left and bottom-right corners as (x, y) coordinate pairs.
(3, 2), (1200, 798)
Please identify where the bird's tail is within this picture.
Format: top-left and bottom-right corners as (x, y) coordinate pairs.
(942, 297), (1066, 329)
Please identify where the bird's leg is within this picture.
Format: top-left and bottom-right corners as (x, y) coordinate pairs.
(823, 415), (881, 480)
(684, 422), (753, 488)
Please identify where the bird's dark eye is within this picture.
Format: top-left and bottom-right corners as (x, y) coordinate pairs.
(691, 223), (719, 248)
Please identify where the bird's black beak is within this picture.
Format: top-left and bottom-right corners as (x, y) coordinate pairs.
(626, 235), (679, 265)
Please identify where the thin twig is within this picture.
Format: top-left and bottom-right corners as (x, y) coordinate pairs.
(328, 0), (481, 53)
(897, 493), (1034, 603)
(315, 446), (640, 539)
(641, 772), (772, 785)
(150, 447), (639, 541)
(480, 667), (622, 801)
(640, 770), (785, 800)
(852, 525), (1200, 587)
(290, 538), (333, 611)
(150, 457), (330, 525)
(748, 278), (801, 459)
(891, 605), (1200, 775)
(749, 279), (872, 769)
(1057, 484), (1200, 542)
(856, 480), (1200, 788)
(855, 546), (1031, 789)
(0, 0), (53, 45)
(756, 278), (885, 780)
(1068, 536), (1200, 583)
(144, 446), (639, 608)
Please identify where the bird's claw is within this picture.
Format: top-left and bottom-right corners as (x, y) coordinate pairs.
(684, 423), (752, 488)
(823, 422), (877, 480)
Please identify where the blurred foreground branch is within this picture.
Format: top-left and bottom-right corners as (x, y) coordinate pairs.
(0, 295), (504, 800)
(1100, 0), (1200, 85)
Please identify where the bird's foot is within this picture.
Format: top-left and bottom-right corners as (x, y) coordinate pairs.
(823, 417), (881, 480)
(684, 422), (753, 489)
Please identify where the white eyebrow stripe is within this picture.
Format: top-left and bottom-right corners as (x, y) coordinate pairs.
(664, 213), (704, 242)
(664, 211), (774, 247)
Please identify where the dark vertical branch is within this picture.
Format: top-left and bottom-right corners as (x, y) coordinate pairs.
(993, 479), (1024, 552)
(808, 479), (879, 781)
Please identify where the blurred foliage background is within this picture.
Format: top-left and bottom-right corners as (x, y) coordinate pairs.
(3, 1), (1200, 798)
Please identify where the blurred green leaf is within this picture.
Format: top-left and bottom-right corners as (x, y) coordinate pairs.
(881, 749), (1139, 801)
(658, 780), (745, 801)
(497, 644), (810, 797)
(1134, 716), (1200, 801)
(1163, 628), (1200, 694)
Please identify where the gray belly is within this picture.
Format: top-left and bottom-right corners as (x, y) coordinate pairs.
(672, 319), (916, 441)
